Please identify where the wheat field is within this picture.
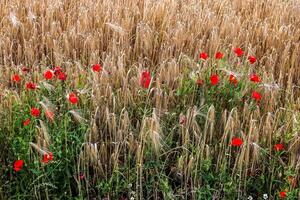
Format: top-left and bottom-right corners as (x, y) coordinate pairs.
(0, 0), (300, 199)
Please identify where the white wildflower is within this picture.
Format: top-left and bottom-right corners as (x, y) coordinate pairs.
(263, 193), (268, 199)
(189, 71), (197, 81)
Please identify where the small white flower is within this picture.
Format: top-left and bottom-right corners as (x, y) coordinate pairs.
(247, 196), (253, 200)
(189, 71), (197, 81)
(263, 193), (268, 199)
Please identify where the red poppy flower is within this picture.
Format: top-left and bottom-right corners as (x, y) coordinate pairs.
(215, 52), (224, 59)
(274, 143), (284, 151)
(199, 52), (208, 60)
(31, 107), (40, 117)
(13, 160), (24, 172)
(21, 67), (30, 73)
(45, 110), (55, 121)
(68, 93), (78, 104)
(42, 152), (53, 163)
(43, 70), (53, 80)
(210, 74), (219, 85)
(229, 74), (238, 85)
(196, 79), (204, 86)
(92, 64), (102, 72)
(79, 173), (85, 180)
(179, 115), (187, 125)
(234, 48), (244, 57)
(248, 56), (257, 64)
(26, 82), (37, 90)
(252, 91), (262, 101)
(58, 72), (67, 81)
(53, 66), (62, 76)
(140, 71), (151, 89)
(250, 73), (261, 83)
(23, 118), (31, 126)
(12, 74), (21, 83)
(279, 191), (286, 198)
(231, 137), (243, 147)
